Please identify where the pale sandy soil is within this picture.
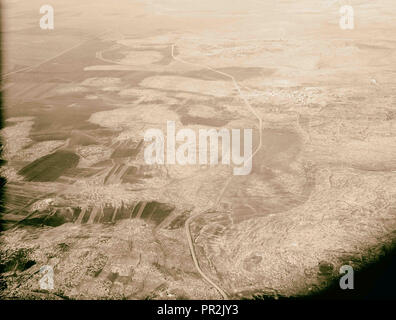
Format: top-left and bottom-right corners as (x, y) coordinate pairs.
(1, 0), (396, 300)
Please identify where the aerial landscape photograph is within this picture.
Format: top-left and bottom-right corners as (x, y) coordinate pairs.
(0, 0), (396, 301)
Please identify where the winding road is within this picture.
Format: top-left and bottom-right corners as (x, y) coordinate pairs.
(171, 41), (263, 299)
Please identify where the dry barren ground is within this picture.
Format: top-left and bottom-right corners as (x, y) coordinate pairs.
(1, 0), (396, 299)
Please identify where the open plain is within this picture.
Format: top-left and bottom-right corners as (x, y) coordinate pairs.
(1, 0), (396, 299)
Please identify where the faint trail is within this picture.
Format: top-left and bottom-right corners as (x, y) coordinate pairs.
(1, 30), (112, 79)
(96, 45), (124, 65)
(1, 40), (88, 79)
(184, 212), (228, 299)
(171, 43), (262, 159)
(171, 41), (264, 300)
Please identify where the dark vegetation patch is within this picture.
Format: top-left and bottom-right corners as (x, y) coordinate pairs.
(166, 211), (190, 230)
(139, 201), (174, 225)
(74, 201), (174, 226)
(0, 248), (36, 274)
(19, 207), (74, 227)
(57, 243), (70, 252)
(62, 167), (102, 178)
(111, 140), (142, 159)
(18, 150), (79, 182)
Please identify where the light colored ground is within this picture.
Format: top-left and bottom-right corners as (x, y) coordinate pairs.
(1, 0), (396, 299)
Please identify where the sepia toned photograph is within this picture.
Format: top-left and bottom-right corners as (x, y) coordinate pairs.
(0, 0), (395, 304)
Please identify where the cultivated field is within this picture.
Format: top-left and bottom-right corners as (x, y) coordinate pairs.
(1, 0), (396, 299)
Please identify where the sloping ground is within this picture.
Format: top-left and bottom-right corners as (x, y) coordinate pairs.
(2, 0), (396, 301)
(8, 201), (175, 228)
(18, 151), (80, 182)
(192, 166), (396, 298)
(0, 219), (218, 300)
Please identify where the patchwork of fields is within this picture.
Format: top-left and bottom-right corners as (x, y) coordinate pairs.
(1, 0), (396, 299)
